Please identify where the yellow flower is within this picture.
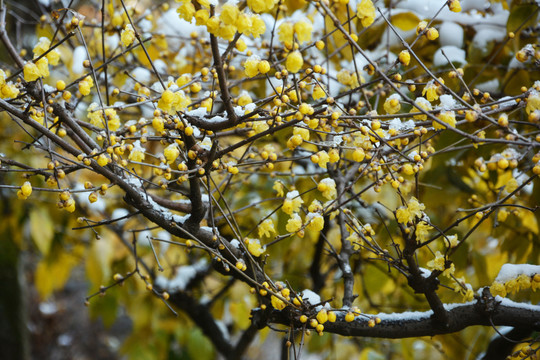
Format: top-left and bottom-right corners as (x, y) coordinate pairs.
(490, 281), (506, 297)
(128, 141), (146, 162)
(249, 15), (266, 38)
(35, 57), (49, 78)
(23, 62), (41, 82)
(286, 213), (302, 233)
(206, 16), (220, 34)
(396, 207), (410, 224)
(195, 9), (209, 26)
(434, 110), (456, 130)
(307, 213), (324, 231)
(236, 13), (252, 33)
(410, 97), (432, 120)
(448, 0), (461, 12)
(273, 180), (284, 197)
(258, 60), (270, 74)
(87, 103), (102, 127)
(294, 19), (312, 44)
(79, 76), (94, 96)
(426, 27), (439, 41)
(415, 221), (432, 242)
(21, 181), (32, 197)
(396, 197), (425, 224)
(286, 51), (303, 73)
(271, 295), (286, 310)
(164, 144), (180, 164)
(121, 24), (136, 47)
(317, 178), (337, 200)
(308, 200), (322, 213)
(246, 238), (265, 256)
(313, 84), (326, 100)
(218, 24), (237, 41)
(398, 50), (411, 66)
(505, 278), (518, 294)
(526, 93), (540, 114)
(244, 56), (260, 78)
(220, 3), (239, 25)
(316, 150), (330, 169)
(517, 274), (531, 291)
(408, 197), (425, 218)
(177, 1), (195, 22)
(357, 0), (376, 27)
(258, 218), (275, 238)
(278, 22), (293, 43)
(383, 95), (401, 114)
(293, 126), (310, 141)
(282, 190), (303, 214)
(1, 82), (19, 99)
(247, 0), (275, 13)
(152, 116), (165, 133)
(427, 251), (445, 271)
(445, 235), (459, 248)
(422, 82), (439, 102)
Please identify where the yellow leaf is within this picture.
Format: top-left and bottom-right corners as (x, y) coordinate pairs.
(521, 211), (539, 234)
(30, 207), (54, 256)
(35, 251), (79, 299)
(391, 12), (421, 31)
(85, 238), (114, 288)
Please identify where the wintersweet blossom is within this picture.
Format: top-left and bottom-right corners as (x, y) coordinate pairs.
(164, 144), (180, 164)
(79, 76), (94, 96)
(422, 81), (439, 102)
(245, 238), (265, 257)
(383, 94), (401, 114)
(434, 110), (456, 129)
(317, 178), (337, 200)
(415, 221), (432, 242)
(128, 140), (145, 162)
(121, 24), (135, 47)
(396, 197), (425, 224)
(398, 50), (411, 66)
(286, 51), (303, 73)
(357, 0), (376, 27)
(307, 213), (324, 232)
(282, 190), (303, 214)
(410, 97), (432, 120)
(294, 19), (313, 44)
(258, 218), (276, 238)
(278, 22), (293, 43)
(427, 251), (445, 271)
(490, 281), (506, 297)
(286, 213), (303, 233)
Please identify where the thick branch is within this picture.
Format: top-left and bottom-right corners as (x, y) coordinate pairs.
(258, 296), (540, 339)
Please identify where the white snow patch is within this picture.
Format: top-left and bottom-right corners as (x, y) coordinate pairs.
(155, 259), (208, 292)
(433, 46), (466, 67)
(495, 264), (540, 283)
(439, 22), (464, 48)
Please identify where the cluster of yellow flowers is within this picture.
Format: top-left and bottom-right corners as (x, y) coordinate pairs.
(157, 88), (191, 114)
(23, 37), (61, 82)
(178, 0), (266, 40)
(396, 197), (425, 224)
(87, 103), (121, 131)
(434, 110), (456, 130)
(17, 181), (33, 200)
(357, 0), (376, 28)
(0, 69), (19, 99)
(78, 76), (94, 96)
(243, 56), (271, 78)
(245, 238), (265, 257)
(278, 19), (313, 46)
(490, 273), (540, 298)
(120, 24), (136, 47)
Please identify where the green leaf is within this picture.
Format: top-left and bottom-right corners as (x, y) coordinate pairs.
(506, 4), (539, 33)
